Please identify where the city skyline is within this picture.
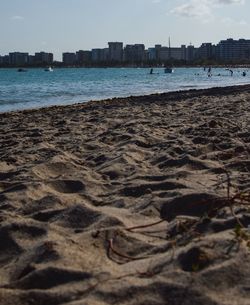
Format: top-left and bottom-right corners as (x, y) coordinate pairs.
(2, 38), (250, 66)
(1, 0), (249, 60)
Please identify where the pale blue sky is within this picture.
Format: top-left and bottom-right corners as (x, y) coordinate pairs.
(1, 0), (249, 60)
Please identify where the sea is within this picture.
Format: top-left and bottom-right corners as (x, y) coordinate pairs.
(0, 67), (249, 112)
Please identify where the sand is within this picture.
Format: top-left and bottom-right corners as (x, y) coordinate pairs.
(0, 85), (250, 305)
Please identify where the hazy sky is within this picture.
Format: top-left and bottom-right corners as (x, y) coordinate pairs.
(1, 0), (249, 60)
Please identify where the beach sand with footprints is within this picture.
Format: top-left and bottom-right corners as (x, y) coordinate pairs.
(0, 85), (250, 305)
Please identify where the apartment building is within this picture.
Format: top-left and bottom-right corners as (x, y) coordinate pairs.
(34, 52), (53, 64)
(153, 44), (186, 61)
(147, 48), (157, 61)
(197, 43), (214, 60)
(108, 42), (123, 62)
(62, 52), (76, 65)
(0, 55), (9, 65)
(217, 38), (250, 61)
(186, 45), (197, 62)
(123, 44), (145, 63)
(91, 48), (109, 63)
(76, 50), (91, 64)
(9, 52), (29, 65)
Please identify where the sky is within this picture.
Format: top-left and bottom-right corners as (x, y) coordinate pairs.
(1, 0), (249, 60)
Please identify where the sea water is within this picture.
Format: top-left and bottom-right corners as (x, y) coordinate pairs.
(0, 67), (249, 112)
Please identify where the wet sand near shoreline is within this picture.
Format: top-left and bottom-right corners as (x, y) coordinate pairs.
(0, 85), (250, 305)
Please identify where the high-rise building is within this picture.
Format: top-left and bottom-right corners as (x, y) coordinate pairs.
(197, 43), (214, 60)
(76, 50), (91, 64)
(170, 47), (185, 60)
(91, 48), (108, 63)
(147, 48), (157, 61)
(2, 55), (10, 65)
(186, 45), (197, 62)
(34, 52), (53, 64)
(9, 52), (29, 65)
(181, 45), (186, 61)
(62, 52), (77, 65)
(157, 45), (186, 61)
(158, 47), (169, 61)
(28, 55), (35, 65)
(217, 38), (250, 61)
(108, 42), (123, 62)
(154, 45), (162, 61)
(123, 44), (145, 63)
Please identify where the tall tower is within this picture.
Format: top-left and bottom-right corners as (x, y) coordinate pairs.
(108, 42), (123, 62)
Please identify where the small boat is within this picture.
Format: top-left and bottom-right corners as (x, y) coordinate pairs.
(44, 66), (53, 72)
(17, 68), (27, 72)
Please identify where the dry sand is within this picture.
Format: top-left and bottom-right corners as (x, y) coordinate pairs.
(0, 85), (250, 305)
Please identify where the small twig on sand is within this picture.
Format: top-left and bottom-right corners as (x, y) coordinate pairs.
(108, 238), (147, 261)
(225, 171), (231, 200)
(126, 219), (165, 232)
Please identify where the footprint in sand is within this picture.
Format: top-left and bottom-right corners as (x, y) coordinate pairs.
(48, 180), (85, 194)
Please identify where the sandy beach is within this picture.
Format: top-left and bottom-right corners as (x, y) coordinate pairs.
(0, 85), (250, 305)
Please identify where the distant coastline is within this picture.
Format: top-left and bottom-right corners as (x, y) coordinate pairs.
(1, 38), (250, 68)
(1, 63), (250, 69)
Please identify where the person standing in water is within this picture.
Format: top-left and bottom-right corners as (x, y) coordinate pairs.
(207, 66), (212, 77)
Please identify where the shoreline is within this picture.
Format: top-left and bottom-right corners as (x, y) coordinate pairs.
(1, 83), (250, 115)
(0, 84), (250, 305)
